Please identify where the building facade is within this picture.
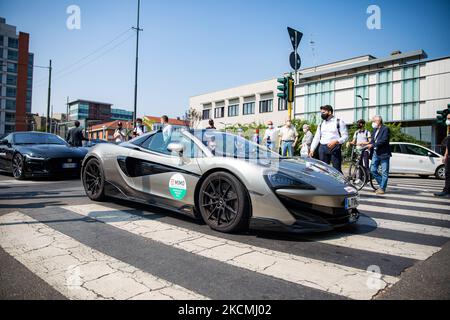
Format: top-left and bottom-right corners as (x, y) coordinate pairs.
(111, 108), (133, 121)
(189, 78), (288, 129)
(189, 50), (450, 149)
(0, 17), (34, 137)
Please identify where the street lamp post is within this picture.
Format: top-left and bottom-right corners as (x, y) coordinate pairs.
(356, 95), (370, 120)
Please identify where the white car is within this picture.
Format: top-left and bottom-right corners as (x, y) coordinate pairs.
(389, 142), (446, 180)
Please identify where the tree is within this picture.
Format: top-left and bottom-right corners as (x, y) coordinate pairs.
(183, 107), (202, 129)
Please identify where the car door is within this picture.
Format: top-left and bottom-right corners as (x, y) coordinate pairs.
(121, 130), (204, 212)
(389, 144), (405, 174)
(401, 144), (439, 175)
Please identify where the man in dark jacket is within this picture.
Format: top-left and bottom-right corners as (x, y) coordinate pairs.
(434, 113), (450, 198)
(66, 121), (88, 147)
(367, 115), (391, 195)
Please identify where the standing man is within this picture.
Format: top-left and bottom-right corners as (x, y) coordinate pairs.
(113, 121), (126, 144)
(263, 121), (278, 151)
(133, 118), (147, 137)
(350, 119), (372, 170)
(206, 119), (216, 130)
(66, 121), (88, 147)
(367, 115), (391, 195)
(300, 124), (314, 157)
(278, 119), (299, 157)
(161, 115), (173, 143)
(434, 113), (450, 198)
(309, 105), (348, 172)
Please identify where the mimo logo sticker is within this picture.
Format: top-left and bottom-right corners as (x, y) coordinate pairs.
(169, 174), (187, 200)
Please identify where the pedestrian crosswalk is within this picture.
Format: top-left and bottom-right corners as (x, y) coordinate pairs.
(0, 177), (449, 300)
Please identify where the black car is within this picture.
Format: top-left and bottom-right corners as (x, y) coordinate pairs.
(0, 132), (88, 180)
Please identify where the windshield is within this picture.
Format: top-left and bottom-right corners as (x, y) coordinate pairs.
(14, 133), (67, 145)
(190, 130), (280, 159)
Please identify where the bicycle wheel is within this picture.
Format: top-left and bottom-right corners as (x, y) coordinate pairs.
(347, 163), (368, 191)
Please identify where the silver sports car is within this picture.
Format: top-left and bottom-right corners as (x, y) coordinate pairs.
(81, 129), (360, 233)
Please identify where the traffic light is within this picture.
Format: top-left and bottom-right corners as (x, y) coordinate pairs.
(436, 105), (450, 126)
(277, 77), (288, 100)
(287, 77), (295, 103)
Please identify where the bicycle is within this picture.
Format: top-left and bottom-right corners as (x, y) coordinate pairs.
(346, 146), (371, 191)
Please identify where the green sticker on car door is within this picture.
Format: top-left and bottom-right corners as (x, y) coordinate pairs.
(169, 173), (187, 200)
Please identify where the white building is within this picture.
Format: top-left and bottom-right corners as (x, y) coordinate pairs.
(189, 49), (450, 149)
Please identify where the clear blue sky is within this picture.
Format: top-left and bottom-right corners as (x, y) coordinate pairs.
(1, 0), (449, 118)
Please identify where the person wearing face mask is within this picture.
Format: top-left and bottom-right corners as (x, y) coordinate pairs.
(278, 119), (299, 157)
(434, 113), (450, 198)
(133, 118), (147, 137)
(263, 121), (278, 151)
(309, 105), (348, 172)
(367, 115), (392, 195)
(350, 119), (372, 169)
(300, 124), (313, 157)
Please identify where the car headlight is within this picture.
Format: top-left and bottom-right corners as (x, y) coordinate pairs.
(264, 171), (315, 190)
(25, 155), (46, 161)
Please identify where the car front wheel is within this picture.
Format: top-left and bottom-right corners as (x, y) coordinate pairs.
(82, 158), (105, 201)
(435, 165), (446, 180)
(12, 153), (25, 180)
(198, 172), (250, 233)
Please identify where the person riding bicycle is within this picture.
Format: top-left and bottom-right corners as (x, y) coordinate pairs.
(350, 119), (371, 170)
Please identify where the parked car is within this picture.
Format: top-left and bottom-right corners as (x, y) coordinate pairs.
(83, 139), (112, 148)
(389, 142), (445, 180)
(0, 132), (88, 180)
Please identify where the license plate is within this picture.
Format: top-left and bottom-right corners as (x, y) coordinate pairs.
(345, 196), (359, 209)
(62, 163), (78, 169)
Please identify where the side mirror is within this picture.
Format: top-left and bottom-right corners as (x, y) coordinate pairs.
(167, 142), (184, 154)
(427, 152), (433, 157)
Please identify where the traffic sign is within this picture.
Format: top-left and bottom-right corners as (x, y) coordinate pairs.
(290, 52), (301, 70)
(287, 27), (303, 51)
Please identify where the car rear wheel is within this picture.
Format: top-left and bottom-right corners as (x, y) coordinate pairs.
(435, 165), (446, 180)
(82, 158), (105, 201)
(12, 153), (25, 180)
(198, 172), (249, 233)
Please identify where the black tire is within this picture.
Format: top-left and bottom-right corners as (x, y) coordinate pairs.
(198, 171), (250, 233)
(12, 153), (26, 180)
(82, 158), (105, 201)
(347, 163), (368, 191)
(435, 165), (446, 180)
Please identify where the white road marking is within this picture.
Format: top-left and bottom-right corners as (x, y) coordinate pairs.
(358, 216), (450, 238)
(358, 191), (450, 203)
(358, 204), (450, 221)
(308, 234), (440, 260)
(0, 211), (207, 300)
(63, 204), (399, 300)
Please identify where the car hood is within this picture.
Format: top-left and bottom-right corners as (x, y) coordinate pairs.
(264, 157), (356, 193)
(16, 144), (88, 158)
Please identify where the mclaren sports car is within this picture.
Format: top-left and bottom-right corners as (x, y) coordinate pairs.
(81, 129), (360, 233)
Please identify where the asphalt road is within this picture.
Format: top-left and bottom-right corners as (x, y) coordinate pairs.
(0, 172), (449, 300)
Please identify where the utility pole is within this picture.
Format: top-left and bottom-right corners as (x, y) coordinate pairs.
(66, 96), (69, 122)
(46, 59), (52, 133)
(132, 0), (143, 129)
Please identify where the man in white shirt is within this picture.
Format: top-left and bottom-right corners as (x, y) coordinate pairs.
(113, 122), (127, 144)
(133, 118), (147, 137)
(278, 119), (299, 157)
(263, 121), (278, 151)
(161, 115), (173, 143)
(350, 119), (371, 169)
(309, 105), (348, 172)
